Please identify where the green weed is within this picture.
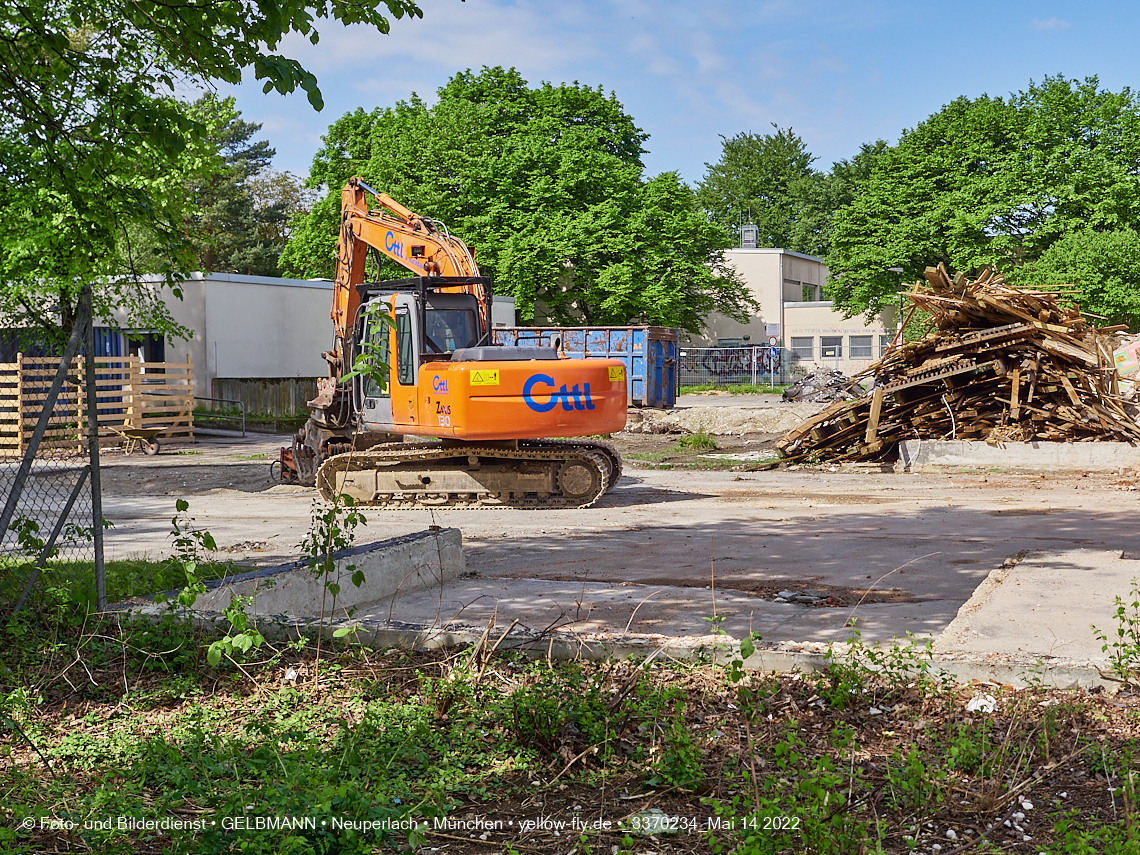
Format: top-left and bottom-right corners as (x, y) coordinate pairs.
(677, 425), (718, 451)
(1093, 577), (1140, 686)
(680, 383), (789, 395)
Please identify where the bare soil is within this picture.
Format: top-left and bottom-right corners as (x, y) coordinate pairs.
(96, 432), (786, 498)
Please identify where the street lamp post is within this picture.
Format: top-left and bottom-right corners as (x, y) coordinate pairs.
(888, 267), (905, 347)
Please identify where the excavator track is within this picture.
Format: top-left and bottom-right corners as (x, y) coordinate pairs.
(315, 441), (619, 509)
(525, 438), (623, 492)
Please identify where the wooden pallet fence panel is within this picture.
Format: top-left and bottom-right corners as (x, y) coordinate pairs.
(0, 355), (195, 456)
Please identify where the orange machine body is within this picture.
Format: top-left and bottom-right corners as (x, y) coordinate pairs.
(394, 358), (628, 441)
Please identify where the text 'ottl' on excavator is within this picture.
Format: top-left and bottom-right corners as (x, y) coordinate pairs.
(279, 179), (627, 509)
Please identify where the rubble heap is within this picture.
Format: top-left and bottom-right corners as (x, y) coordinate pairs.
(777, 264), (1140, 463)
(781, 369), (862, 403)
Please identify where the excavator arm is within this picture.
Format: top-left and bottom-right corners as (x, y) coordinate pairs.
(328, 179), (485, 376)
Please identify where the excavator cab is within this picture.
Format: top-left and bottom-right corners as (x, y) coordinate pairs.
(357, 280), (486, 435)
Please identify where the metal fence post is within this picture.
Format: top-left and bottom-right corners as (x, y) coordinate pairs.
(82, 285), (106, 611)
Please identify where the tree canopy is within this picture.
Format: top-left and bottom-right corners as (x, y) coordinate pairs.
(697, 126), (820, 253)
(180, 95), (288, 277)
(283, 67), (754, 331)
(696, 128), (888, 259)
(0, 0), (421, 341)
(825, 76), (1140, 325)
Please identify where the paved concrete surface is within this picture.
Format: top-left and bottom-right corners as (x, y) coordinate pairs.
(936, 548), (1136, 661)
(99, 432), (1140, 678)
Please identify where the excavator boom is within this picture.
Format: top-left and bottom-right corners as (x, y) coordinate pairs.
(329, 179), (485, 377)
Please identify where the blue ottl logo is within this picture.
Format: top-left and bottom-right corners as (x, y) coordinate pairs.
(523, 374), (595, 413)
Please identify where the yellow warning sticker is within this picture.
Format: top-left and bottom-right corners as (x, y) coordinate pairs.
(608, 365), (626, 382)
(470, 369), (500, 386)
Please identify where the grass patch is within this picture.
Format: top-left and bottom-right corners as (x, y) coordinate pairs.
(677, 426), (718, 451)
(2, 620), (1140, 854)
(680, 383), (790, 395)
(175, 450), (203, 456)
(229, 453), (269, 460)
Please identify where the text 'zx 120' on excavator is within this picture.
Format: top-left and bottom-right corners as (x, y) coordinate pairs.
(278, 178), (627, 509)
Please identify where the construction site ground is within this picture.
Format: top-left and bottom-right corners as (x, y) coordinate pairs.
(98, 412), (1139, 680)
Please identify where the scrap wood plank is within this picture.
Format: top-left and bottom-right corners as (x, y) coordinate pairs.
(1039, 337), (1099, 366)
(1058, 374), (1083, 408)
(865, 387), (885, 444)
(880, 359), (989, 394)
(933, 322), (1034, 352)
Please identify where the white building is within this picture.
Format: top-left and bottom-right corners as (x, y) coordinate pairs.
(97, 273), (515, 413)
(691, 247), (897, 377)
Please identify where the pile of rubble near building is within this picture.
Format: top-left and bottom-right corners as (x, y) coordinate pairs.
(777, 264), (1140, 464)
(781, 369), (862, 403)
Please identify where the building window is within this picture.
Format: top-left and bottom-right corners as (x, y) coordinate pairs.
(820, 336), (842, 359)
(790, 337), (814, 360)
(849, 335), (873, 359)
(880, 334), (894, 357)
(801, 284), (818, 302)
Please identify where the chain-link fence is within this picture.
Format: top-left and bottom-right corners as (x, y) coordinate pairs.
(678, 346), (796, 388)
(0, 358), (95, 566)
(0, 286), (105, 614)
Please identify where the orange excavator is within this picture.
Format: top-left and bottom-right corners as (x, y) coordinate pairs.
(280, 179), (627, 508)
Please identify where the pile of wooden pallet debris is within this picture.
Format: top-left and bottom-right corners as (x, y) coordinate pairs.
(777, 264), (1140, 463)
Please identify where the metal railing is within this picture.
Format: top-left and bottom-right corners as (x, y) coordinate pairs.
(193, 396), (246, 437)
(678, 346), (794, 387)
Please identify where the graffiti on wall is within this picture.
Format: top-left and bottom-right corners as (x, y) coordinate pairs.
(679, 347), (782, 383)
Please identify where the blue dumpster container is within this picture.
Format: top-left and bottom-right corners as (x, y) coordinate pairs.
(491, 326), (678, 408)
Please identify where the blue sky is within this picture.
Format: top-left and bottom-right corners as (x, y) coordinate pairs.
(217, 1), (1139, 186)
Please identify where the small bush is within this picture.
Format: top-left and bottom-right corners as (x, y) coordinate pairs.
(677, 427), (717, 451)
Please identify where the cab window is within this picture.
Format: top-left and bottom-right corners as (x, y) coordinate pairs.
(395, 310), (415, 386)
(423, 309), (478, 353)
(363, 313), (390, 398)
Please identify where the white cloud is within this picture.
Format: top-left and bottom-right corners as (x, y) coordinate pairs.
(1028, 17), (1071, 31)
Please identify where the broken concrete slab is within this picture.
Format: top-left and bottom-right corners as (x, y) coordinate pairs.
(899, 439), (1140, 472)
(935, 547), (1132, 662)
(187, 528), (462, 620)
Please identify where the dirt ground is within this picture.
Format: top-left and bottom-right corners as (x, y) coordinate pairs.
(96, 432), (788, 496)
(93, 428), (1140, 653)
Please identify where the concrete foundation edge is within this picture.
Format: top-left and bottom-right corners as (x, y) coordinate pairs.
(109, 605), (1120, 694)
(130, 528), (463, 620)
(899, 439), (1140, 472)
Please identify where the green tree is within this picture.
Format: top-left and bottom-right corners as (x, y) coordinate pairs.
(826, 76), (1140, 319)
(282, 67), (754, 331)
(696, 128), (887, 259)
(0, 0), (422, 343)
(696, 126), (821, 253)
(1013, 229), (1140, 330)
(787, 141), (889, 259)
(182, 95), (282, 276)
(248, 169), (320, 247)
